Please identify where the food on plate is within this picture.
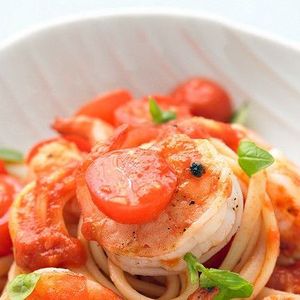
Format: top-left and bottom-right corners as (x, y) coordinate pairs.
(0, 77), (299, 300)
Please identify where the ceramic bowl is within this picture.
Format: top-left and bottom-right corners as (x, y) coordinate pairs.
(0, 10), (299, 162)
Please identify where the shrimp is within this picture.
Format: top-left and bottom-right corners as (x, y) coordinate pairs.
(10, 139), (86, 271)
(0, 268), (122, 300)
(175, 117), (300, 261)
(78, 133), (243, 276)
(53, 115), (113, 146)
(177, 117), (300, 294)
(28, 139), (82, 177)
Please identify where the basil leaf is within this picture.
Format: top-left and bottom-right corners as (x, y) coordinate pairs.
(185, 255), (199, 284)
(199, 272), (215, 289)
(231, 103), (249, 125)
(0, 148), (23, 163)
(238, 141), (274, 177)
(184, 252), (206, 285)
(149, 97), (176, 124)
(184, 252), (253, 300)
(200, 269), (253, 299)
(8, 273), (41, 300)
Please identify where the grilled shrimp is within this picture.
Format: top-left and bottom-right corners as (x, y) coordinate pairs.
(53, 115), (113, 146)
(0, 268), (122, 300)
(176, 117), (300, 263)
(28, 139), (82, 177)
(79, 133), (243, 276)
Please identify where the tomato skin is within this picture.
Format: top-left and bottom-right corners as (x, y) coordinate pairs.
(171, 78), (233, 122)
(0, 175), (22, 257)
(76, 89), (132, 125)
(85, 148), (177, 224)
(114, 96), (191, 126)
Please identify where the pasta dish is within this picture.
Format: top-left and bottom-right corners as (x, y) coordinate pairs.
(0, 78), (299, 299)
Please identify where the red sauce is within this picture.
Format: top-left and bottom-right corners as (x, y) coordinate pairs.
(13, 164), (86, 271)
(267, 261), (300, 294)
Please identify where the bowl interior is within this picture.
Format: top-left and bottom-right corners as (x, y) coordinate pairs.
(0, 12), (299, 163)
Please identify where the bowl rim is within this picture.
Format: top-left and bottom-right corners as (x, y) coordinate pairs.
(0, 8), (299, 55)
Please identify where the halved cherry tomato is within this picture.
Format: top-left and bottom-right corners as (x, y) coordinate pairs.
(171, 78), (233, 122)
(114, 96), (190, 126)
(26, 135), (91, 163)
(75, 89), (132, 125)
(85, 148), (177, 224)
(0, 174), (22, 256)
(0, 160), (7, 174)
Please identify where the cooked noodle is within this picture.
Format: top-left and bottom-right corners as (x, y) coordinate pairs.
(1, 91), (299, 300)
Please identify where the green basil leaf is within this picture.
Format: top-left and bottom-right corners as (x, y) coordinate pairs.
(199, 272), (215, 288)
(184, 252), (253, 300)
(200, 269), (253, 298)
(0, 148), (23, 163)
(184, 253), (200, 284)
(237, 141), (274, 177)
(8, 273), (41, 300)
(231, 103), (249, 125)
(149, 97), (176, 124)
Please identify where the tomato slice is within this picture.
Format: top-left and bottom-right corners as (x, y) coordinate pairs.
(170, 77), (233, 122)
(75, 89), (132, 125)
(85, 148), (177, 224)
(114, 96), (190, 126)
(0, 174), (22, 256)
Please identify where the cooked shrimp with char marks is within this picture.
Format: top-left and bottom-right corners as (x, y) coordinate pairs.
(78, 133), (243, 275)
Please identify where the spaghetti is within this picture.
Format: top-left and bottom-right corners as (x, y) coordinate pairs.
(0, 78), (300, 300)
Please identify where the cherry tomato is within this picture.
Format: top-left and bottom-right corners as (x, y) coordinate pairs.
(0, 160), (7, 174)
(0, 174), (22, 256)
(114, 96), (190, 126)
(171, 78), (233, 122)
(26, 135), (91, 163)
(85, 148), (177, 224)
(75, 89), (132, 125)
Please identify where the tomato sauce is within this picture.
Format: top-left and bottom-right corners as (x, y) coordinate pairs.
(268, 261), (300, 294)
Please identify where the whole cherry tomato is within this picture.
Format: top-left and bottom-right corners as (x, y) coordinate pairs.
(171, 77), (233, 122)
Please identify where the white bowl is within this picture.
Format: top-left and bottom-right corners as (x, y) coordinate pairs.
(0, 10), (299, 163)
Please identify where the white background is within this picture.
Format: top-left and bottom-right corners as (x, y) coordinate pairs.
(0, 0), (300, 44)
